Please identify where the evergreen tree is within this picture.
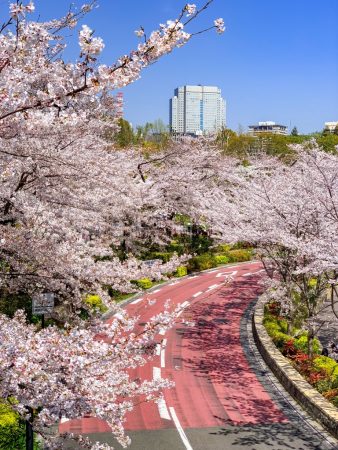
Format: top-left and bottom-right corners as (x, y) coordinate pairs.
(291, 126), (298, 136)
(116, 118), (134, 147)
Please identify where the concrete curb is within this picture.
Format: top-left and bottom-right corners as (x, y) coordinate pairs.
(252, 294), (338, 439)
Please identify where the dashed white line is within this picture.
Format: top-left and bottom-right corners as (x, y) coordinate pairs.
(152, 289), (161, 293)
(169, 407), (193, 450)
(155, 344), (161, 356)
(131, 297), (143, 305)
(60, 417), (69, 424)
(157, 398), (171, 420)
(192, 291), (203, 298)
(153, 366), (161, 380)
(181, 301), (190, 308)
(243, 272), (253, 277)
(153, 367), (171, 420)
(161, 349), (166, 368)
(176, 310), (184, 318)
(207, 283), (220, 290)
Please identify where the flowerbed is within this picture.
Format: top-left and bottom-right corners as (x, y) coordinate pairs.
(264, 302), (338, 408)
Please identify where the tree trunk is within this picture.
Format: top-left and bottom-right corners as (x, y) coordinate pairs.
(307, 333), (314, 358)
(26, 407), (34, 450)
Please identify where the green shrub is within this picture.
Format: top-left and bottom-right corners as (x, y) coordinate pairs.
(134, 278), (153, 290)
(175, 266), (187, 277)
(214, 244), (231, 253)
(148, 252), (172, 263)
(263, 315), (288, 335)
(0, 401), (25, 449)
(84, 294), (108, 313)
(230, 241), (252, 250)
(264, 320), (281, 336)
(187, 254), (217, 272)
(271, 331), (294, 349)
(316, 379), (334, 394)
(215, 254), (229, 265)
(313, 356), (338, 381)
(294, 335), (320, 355)
(166, 242), (185, 255)
(227, 249), (252, 263)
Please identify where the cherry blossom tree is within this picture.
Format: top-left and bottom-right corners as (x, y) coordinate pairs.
(200, 143), (338, 355)
(0, 0), (224, 316)
(0, 1), (226, 448)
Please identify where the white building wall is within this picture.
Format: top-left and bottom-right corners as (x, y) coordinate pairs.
(170, 85), (226, 135)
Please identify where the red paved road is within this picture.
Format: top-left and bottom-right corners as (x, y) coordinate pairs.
(60, 262), (288, 439)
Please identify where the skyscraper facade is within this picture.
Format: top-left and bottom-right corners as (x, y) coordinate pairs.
(170, 85), (226, 135)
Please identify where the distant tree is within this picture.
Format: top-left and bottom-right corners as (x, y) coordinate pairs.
(116, 118), (134, 147)
(151, 118), (168, 134)
(291, 126), (298, 136)
(334, 125), (338, 136)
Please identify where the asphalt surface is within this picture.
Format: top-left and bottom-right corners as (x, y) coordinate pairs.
(61, 263), (338, 450)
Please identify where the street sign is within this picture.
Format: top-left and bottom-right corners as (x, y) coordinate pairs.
(32, 293), (55, 315)
(144, 259), (160, 267)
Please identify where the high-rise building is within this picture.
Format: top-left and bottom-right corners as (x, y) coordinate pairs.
(170, 85), (226, 135)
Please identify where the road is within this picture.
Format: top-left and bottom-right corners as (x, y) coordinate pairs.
(61, 262), (338, 450)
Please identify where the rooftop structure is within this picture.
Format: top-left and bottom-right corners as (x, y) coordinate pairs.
(324, 122), (338, 133)
(248, 121), (287, 135)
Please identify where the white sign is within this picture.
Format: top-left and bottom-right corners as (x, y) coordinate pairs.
(144, 259), (160, 267)
(32, 293), (55, 315)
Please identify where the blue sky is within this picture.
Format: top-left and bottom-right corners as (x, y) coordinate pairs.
(9, 0), (338, 133)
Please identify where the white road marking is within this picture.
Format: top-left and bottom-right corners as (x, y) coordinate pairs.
(131, 297), (143, 305)
(153, 367), (171, 420)
(216, 270), (238, 278)
(153, 366), (161, 380)
(189, 275), (199, 278)
(162, 338), (167, 347)
(169, 407), (193, 450)
(60, 417), (69, 424)
(156, 344), (161, 356)
(161, 349), (166, 367)
(159, 328), (166, 335)
(169, 281), (178, 286)
(158, 398), (171, 420)
(152, 289), (161, 293)
(207, 283), (220, 290)
(176, 310), (184, 318)
(243, 272), (253, 277)
(181, 301), (190, 308)
(192, 291), (203, 298)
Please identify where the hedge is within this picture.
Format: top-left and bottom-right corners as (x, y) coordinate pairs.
(227, 249), (252, 263)
(175, 266), (187, 277)
(133, 278), (153, 290)
(0, 401), (25, 449)
(187, 254), (217, 272)
(84, 294), (108, 313)
(214, 254), (229, 265)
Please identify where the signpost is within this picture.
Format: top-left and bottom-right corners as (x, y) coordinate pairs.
(144, 259), (160, 267)
(32, 293), (55, 329)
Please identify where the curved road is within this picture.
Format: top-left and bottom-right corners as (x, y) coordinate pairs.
(61, 262), (338, 450)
